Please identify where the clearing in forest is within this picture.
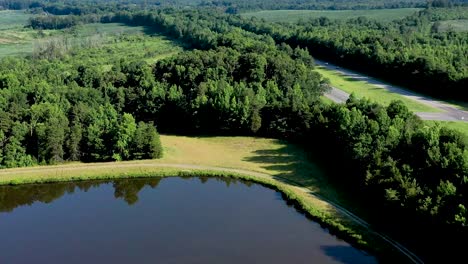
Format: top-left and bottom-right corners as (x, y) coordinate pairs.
(242, 8), (421, 23)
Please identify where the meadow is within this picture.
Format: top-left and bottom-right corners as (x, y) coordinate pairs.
(241, 8), (421, 23)
(0, 10), (31, 30)
(0, 9), (182, 59)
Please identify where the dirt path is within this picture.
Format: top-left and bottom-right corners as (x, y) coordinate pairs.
(317, 60), (468, 122)
(0, 162), (424, 263)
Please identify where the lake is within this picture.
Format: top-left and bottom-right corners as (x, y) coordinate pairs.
(0, 177), (377, 264)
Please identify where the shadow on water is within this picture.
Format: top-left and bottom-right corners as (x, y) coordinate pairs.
(321, 245), (375, 264)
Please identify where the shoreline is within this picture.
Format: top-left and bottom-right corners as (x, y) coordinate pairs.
(0, 161), (417, 263)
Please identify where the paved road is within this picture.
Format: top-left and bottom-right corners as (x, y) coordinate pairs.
(0, 161), (424, 263)
(317, 60), (468, 122)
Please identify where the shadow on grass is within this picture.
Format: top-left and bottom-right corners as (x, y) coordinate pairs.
(243, 144), (339, 201)
(142, 26), (191, 49)
(243, 143), (375, 219)
(343, 76), (363, 83)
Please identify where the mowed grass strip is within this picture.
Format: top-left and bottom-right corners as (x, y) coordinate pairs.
(315, 65), (441, 113)
(242, 8), (421, 23)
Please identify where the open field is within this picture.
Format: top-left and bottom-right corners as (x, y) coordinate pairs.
(0, 18), (178, 59)
(0, 10), (31, 30)
(72, 23), (146, 35)
(0, 10), (34, 56)
(438, 19), (468, 32)
(68, 31), (183, 68)
(242, 8), (421, 23)
(315, 65), (440, 113)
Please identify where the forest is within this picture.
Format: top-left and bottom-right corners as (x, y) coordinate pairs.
(0, 0), (467, 262)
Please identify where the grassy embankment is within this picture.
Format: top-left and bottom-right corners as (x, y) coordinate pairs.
(242, 8), (421, 23)
(0, 135), (410, 263)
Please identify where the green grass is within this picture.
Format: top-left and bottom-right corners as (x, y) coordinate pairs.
(0, 10), (31, 30)
(242, 8), (421, 23)
(438, 19), (468, 32)
(0, 21), (183, 60)
(315, 66), (441, 113)
(0, 135), (410, 262)
(66, 32), (183, 69)
(72, 23), (147, 36)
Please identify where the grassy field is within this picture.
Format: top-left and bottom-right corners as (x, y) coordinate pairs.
(0, 10), (31, 30)
(68, 31), (183, 68)
(0, 10), (35, 56)
(315, 65), (440, 113)
(438, 19), (468, 32)
(242, 8), (421, 23)
(0, 14), (181, 59)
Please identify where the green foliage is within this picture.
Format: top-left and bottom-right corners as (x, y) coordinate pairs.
(131, 122), (163, 159)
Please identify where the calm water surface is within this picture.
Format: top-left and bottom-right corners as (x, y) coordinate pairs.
(0, 177), (377, 264)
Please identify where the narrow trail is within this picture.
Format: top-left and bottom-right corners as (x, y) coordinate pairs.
(0, 162), (424, 263)
(317, 60), (468, 122)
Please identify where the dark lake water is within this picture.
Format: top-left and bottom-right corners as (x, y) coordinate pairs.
(0, 177), (377, 264)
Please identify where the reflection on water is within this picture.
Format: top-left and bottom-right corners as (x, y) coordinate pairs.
(0, 176), (256, 212)
(0, 177), (377, 264)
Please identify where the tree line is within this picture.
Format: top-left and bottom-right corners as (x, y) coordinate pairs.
(0, 56), (163, 166)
